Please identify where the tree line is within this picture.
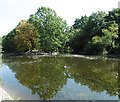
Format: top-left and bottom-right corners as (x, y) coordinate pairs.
(2, 7), (120, 56)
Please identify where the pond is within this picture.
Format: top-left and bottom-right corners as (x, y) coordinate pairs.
(0, 55), (119, 100)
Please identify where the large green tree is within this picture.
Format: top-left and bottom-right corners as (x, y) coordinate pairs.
(29, 7), (72, 53)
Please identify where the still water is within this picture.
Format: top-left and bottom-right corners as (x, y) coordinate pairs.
(0, 55), (119, 100)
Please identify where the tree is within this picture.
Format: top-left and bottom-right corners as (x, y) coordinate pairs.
(89, 9), (120, 55)
(14, 20), (39, 53)
(104, 8), (120, 53)
(73, 15), (89, 29)
(2, 29), (16, 53)
(102, 22), (118, 53)
(92, 21), (119, 55)
(71, 11), (106, 54)
(29, 7), (72, 53)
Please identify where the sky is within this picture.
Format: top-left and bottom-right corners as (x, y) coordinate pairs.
(0, 0), (119, 37)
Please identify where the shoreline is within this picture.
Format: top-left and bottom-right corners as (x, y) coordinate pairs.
(2, 52), (120, 60)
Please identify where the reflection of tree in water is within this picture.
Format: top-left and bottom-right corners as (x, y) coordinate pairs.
(5, 57), (68, 100)
(65, 57), (119, 96)
(3, 56), (119, 99)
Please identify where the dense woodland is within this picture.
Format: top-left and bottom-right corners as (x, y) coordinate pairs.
(2, 7), (120, 56)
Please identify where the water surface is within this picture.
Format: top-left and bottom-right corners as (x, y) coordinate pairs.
(0, 55), (119, 100)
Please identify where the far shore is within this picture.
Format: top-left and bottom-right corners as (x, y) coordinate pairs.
(1, 52), (120, 60)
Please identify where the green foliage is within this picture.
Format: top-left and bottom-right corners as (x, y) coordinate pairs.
(29, 7), (72, 53)
(71, 8), (120, 55)
(92, 21), (118, 55)
(104, 8), (120, 54)
(73, 15), (89, 29)
(2, 29), (16, 53)
(71, 11), (106, 54)
(102, 22), (118, 47)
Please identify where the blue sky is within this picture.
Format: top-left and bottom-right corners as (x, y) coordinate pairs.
(0, 0), (119, 37)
